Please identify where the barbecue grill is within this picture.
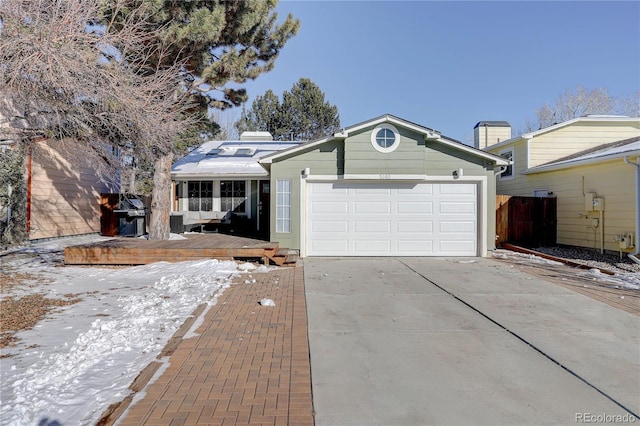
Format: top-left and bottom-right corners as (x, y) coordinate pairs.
(114, 196), (147, 237)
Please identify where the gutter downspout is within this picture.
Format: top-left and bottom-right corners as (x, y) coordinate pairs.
(624, 155), (640, 265)
(494, 165), (507, 176)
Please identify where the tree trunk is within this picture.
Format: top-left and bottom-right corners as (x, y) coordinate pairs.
(148, 152), (173, 240)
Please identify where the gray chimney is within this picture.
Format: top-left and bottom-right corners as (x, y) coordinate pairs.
(239, 131), (273, 141)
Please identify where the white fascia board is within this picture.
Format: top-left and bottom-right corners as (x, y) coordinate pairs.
(435, 137), (511, 165)
(522, 150), (640, 174)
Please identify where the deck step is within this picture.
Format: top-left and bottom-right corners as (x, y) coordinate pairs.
(267, 249), (299, 267)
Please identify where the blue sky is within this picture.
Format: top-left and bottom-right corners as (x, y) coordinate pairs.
(234, 1), (639, 144)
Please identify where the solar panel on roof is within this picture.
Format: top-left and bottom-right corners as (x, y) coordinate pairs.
(206, 148), (222, 156)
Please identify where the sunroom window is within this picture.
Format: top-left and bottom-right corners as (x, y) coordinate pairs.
(221, 180), (246, 213)
(188, 181), (213, 211)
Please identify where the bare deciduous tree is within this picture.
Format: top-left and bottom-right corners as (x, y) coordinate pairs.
(0, 0), (195, 240)
(526, 86), (639, 131)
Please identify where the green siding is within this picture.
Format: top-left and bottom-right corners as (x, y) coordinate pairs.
(345, 126), (428, 174)
(423, 142), (490, 174)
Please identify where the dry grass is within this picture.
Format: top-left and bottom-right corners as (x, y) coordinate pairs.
(0, 268), (80, 352)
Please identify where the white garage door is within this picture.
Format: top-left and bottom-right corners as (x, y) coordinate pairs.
(307, 181), (477, 256)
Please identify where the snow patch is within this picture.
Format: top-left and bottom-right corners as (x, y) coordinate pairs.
(581, 268), (640, 290)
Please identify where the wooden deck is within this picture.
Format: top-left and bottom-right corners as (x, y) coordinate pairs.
(64, 233), (298, 266)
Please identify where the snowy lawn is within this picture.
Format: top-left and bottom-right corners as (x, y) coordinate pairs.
(0, 236), (273, 426)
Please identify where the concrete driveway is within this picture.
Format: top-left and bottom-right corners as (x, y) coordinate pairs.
(304, 257), (639, 426)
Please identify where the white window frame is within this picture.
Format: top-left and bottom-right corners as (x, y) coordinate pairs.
(498, 148), (514, 180)
(276, 179), (291, 233)
(370, 123), (401, 153)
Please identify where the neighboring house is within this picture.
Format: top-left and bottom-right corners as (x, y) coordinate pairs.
(0, 138), (117, 240)
(1, 100), (117, 241)
(196, 114), (506, 257)
(480, 116), (640, 255)
(27, 139), (117, 240)
(170, 132), (301, 237)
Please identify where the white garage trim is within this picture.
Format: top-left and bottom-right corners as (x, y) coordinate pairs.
(300, 174), (488, 257)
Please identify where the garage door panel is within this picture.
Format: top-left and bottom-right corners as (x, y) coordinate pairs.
(354, 221), (391, 233)
(307, 182), (477, 256)
(397, 221), (433, 233)
(440, 221), (476, 234)
(354, 202), (391, 214)
(439, 240), (476, 254)
(311, 240), (349, 253)
(439, 202), (475, 214)
(312, 182), (347, 194)
(354, 187), (391, 195)
(311, 201), (349, 214)
(396, 240), (434, 253)
(397, 201), (432, 214)
(311, 221), (348, 233)
(438, 183), (475, 195)
(354, 240), (391, 253)
(398, 184), (432, 194)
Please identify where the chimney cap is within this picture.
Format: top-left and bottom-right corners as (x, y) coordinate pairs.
(474, 121), (510, 129)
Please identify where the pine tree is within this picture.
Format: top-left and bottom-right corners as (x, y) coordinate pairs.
(281, 78), (340, 141)
(236, 78), (340, 141)
(236, 90), (283, 137)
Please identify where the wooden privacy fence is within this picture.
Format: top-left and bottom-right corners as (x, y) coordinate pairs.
(496, 195), (557, 248)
